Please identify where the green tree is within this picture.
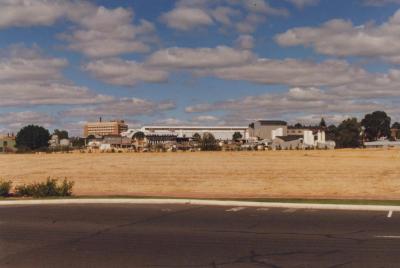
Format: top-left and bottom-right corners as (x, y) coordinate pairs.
(70, 137), (85, 148)
(16, 125), (50, 150)
(232, 132), (243, 141)
(319, 118), (327, 129)
(133, 131), (145, 140)
(326, 124), (337, 141)
(192, 133), (201, 142)
(392, 122), (400, 129)
(361, 111), (391, 141)
(294, 123), (303, 128)
(335, 118), (361, 148)
(201, 132), (219, 151)
(53, 129), (69, 140)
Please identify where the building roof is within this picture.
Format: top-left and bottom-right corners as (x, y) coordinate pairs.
(275, 135), (303, 142)
(258, 120), (287, 126)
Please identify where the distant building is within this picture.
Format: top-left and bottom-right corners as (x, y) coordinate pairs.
(248, 120), (288, 140)
(364, 140), (400, 148)
(0, 134), (16, 153)
(123, 126), (248, 140)
(84, 119), (128, 137)
(391, 128), (399, 140)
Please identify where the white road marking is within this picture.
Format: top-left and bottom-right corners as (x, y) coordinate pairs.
(387, 211), (393, 218)
(375, 235), (400, 239)
(226, 207), (246, 212)
(256, 208), (270, 211)
(283, 208), (297, 213)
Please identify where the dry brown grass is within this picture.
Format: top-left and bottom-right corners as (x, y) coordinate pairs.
(1, 149), (400, 199)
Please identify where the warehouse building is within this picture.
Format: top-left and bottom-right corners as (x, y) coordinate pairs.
(123, 126), (249, 140)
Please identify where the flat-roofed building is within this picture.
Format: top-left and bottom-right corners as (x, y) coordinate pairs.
(248, 120), (288, 140)
(84, 120), (128, 137)
(0, 134), (16, 152)
(123, 126), (248, 140)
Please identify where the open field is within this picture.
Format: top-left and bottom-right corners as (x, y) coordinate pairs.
(1, 149), (400, 199)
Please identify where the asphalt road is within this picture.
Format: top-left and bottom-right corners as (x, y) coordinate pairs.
(1, 204), (400, 267)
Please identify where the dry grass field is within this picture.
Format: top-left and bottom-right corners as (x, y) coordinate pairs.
(1, 149), (400, 200)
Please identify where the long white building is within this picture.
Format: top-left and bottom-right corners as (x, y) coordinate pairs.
(122, 126), (249, 140)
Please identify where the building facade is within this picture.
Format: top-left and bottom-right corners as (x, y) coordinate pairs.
(248, 120), (288, 140)
(123, 126), (248, 140)
(0, 134), (16, 152)
(84, 120), (128, 137)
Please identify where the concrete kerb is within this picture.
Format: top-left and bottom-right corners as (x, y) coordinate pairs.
(1, 198), (400, 212)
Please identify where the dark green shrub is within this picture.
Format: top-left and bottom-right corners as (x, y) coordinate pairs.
(15, 178), (74, 197)
(0, 180), (12, 197)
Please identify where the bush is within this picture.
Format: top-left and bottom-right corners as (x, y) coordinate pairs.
(15, 178), (74, 197)
(0, 180), (12, 197)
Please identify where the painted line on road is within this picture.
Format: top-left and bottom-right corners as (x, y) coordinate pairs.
(375, 235), (400, 239)
(3, 199), (400, 213)
(388, 210), (393, 218)
(226, 207), (246, 212)
(283, 208), (297, 213)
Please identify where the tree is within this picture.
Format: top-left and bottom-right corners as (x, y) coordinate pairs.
(201, 132), (219, 151)
(319, 118), (327, 129)
(294, 123), (303, 128)
(16, 125), (50, 150)
(232, 132), (243, 141)
(133, 131), (145, 140)
(53, 129), (69, 140)
(361, 111), (391, 141)
(335, 118), (361, 148)
(392, 122), (400, 129)
(192, 133), (201, 142)
(70, 137), (85, 148)
(326, 124), (337, 141)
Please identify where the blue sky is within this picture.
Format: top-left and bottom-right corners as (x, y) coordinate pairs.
(0, 0), (400, 135)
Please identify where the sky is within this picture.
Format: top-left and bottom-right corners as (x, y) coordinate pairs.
(1, 0), (400, 136)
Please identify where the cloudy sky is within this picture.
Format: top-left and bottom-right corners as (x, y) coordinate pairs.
(0, 0), (400, 135)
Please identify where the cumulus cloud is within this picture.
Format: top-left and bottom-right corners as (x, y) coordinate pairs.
(196, 58), (367, 87)
(285, 0), (319, 9)
(0, 1), (157, 58)
(62, 98), (176, 118)
(235, 35), (255, 50)
(275, 9), (400, 63)
(0, 45), (114, 107)
(184, 87), (389, 125)
(62, 6), (157, 58)
(160, 0), (288, 32)
(147, 46), (255, 68)
(0, 111), (55, 131)
(160, 7), (214, 30)
(84, 58), (169, 86)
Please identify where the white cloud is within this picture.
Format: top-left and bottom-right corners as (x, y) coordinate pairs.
(147, 46), (255, 68)
(84, 58), (169, 86)
(363, 0), (400, 6)
(192, 115), (219, 122)
(275, 10), (400, 63)
(160, 7), (214, 30)
(235, 35), (255, 50)
(243, 0), (288, 16)
(285, 0), (319, 9)
(0, 0), (91, 28)
(0, 45), (114, 107)
(62, 98), (176, 118)
(197, 58), (367, 87)
(62, 6), (157, 58)
(0, 111), (55, 131)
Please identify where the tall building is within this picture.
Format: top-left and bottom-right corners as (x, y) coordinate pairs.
(84, 119), (128, 137)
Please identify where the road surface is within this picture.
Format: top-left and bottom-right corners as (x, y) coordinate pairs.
(1, 204), (400, 267)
